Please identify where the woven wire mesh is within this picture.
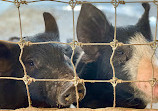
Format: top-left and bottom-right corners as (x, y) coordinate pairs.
(0, 0), (158, 109)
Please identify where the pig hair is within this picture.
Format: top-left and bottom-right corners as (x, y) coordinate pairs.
(124, 33), (155, 80)
(123, 33), (157, 102)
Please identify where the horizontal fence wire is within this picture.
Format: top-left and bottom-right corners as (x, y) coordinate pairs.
(0, 0), (158, 110)
(1, 0), (158, 4)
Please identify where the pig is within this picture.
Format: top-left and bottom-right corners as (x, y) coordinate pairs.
(0, 12), (86, 109)
(75, 3), (156, 108)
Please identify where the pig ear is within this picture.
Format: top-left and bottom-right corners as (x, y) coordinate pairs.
(77, 3), (113, 60)
(0, 42), (18, 76)
(43, 12), (59, 36)
(136, 3), (152, 40)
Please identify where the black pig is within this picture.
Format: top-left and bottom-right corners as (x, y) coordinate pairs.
(76, 3), (157, 108)
(0, 12), (86, 109)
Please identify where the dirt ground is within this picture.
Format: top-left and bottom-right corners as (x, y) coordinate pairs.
(1, 107), (158, 111)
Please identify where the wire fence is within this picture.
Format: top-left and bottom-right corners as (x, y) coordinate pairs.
(0, 0), (158, 110)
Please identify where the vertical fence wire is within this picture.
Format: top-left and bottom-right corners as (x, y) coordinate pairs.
(154, 5), (158, 41)
(69, 0), (80, 108)
(110, 0), (119, 107)
(150, 49), (156, 109)
(16, 1), (32, 107)
(150, 2), (158, 109)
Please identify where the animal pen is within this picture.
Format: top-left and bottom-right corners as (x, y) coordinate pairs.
(0, 0), (158, 111)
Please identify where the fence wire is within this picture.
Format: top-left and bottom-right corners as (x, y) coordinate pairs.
(0, 0), (158, 110)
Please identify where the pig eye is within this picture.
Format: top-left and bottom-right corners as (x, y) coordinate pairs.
(27, 60), (34, 66)
(116, 50), (124, 55)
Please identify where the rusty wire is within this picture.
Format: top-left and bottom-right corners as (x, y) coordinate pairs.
(0, 0), (158, 109)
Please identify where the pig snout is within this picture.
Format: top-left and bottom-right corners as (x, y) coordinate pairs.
(136, 56), (158, 101)
(58, 82), (86, 106)
(126, 34), (158, 102)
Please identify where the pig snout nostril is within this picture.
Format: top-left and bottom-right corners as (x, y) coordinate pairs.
(58, 83), (86, 106)
(65, 94), (69, 98)
(78, 89), (83, 93)
(64, 93), (71, 101)
(77, 83), (86, 101)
